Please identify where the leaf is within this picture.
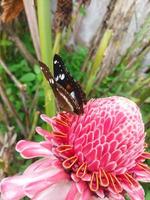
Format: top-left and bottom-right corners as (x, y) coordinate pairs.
(79, 5), (86, 16)
(145, 190), (150, 200)
(10, 60), (29, 73)
(20, 73), (36, 82)
(33, 134), (43, 142)
(1, 0), (24, 23)
(34, 64), (41, 74)
(0, 39), (12, 46)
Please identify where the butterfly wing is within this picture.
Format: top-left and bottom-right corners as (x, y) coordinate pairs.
(53, 54), (87, 113)
(39, 61), (81, 114)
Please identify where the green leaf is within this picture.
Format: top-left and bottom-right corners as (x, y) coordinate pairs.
(33, 134), (43, 142)
(0, 39), (12, 47)
(146, 190), (150, 200)
(34, 64), (41, 74)
(20, 73), (36, 82)
(79, 5), (86, 16)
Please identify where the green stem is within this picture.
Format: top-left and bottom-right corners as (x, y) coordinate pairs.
(37, 0), (55, 117)
(53, 32), (61, 54)
(130, 77), (150, 95)
(85, 29), (112, 95)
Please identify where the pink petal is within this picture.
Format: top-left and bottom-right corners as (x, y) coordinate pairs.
(16, 140), (52, 158)
(122, 182), (144, 200)
(0, 158), (60, 200)
(25, 180), (53, 198)
(136, 172), (150, 182)
(25, 170), (69, 198)
(25, 165), (62, 182)
(24, 158), (57, 175)
(41, 114), (69, 133)
(76, 181), (88, 193)
(40, 114), (53, 126)
(92, 198), (109, 200)
(1, 158), (70, 200)
(65, 182), (78, 200)
(108, 191), (125, 200)
(96, 188), (105, 198)
(130, 165), (150, 182)
(36, 126), (53, 141)
(32, 181), (71, 200)
(80, 188), (92, 200)
(0, 175), (30, 200)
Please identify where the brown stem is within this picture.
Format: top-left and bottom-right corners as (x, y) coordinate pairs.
(7, 29), (37, 66)
(19, 91), (30, 135)
(0, 79), (26, 136)
(28, 111), (40, 140)
(0, 58), (26, 91)
(0, 58), (31, 133)
(0, 102), (10, 127)
(29, 84), (40, 114)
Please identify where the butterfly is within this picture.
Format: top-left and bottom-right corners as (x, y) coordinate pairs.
(39, 54), (87, 115)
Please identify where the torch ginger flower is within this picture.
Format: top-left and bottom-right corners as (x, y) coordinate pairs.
(1, 96), (150, 200)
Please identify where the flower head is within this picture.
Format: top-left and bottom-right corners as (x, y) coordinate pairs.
(1, 96), (150, 200)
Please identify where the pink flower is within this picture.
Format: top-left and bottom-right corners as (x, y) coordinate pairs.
(1, 96), (150, 200)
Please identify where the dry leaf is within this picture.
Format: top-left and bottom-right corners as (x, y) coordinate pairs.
(53, 0), (73, 32)
(0, 0), (24, 23)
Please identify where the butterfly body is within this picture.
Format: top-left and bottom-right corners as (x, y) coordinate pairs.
(39, 54), (86, 115)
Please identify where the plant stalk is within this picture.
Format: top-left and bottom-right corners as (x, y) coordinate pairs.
(37, 0), (55, 117)
(53, 32), (61, 55)
(85, 29), (112, 95)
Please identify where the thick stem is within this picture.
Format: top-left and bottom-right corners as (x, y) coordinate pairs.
(37, 0), (55, 117)
(53, 32), (61, 55)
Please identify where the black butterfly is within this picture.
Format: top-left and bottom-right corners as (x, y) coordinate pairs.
(39, 54), (86, 114)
